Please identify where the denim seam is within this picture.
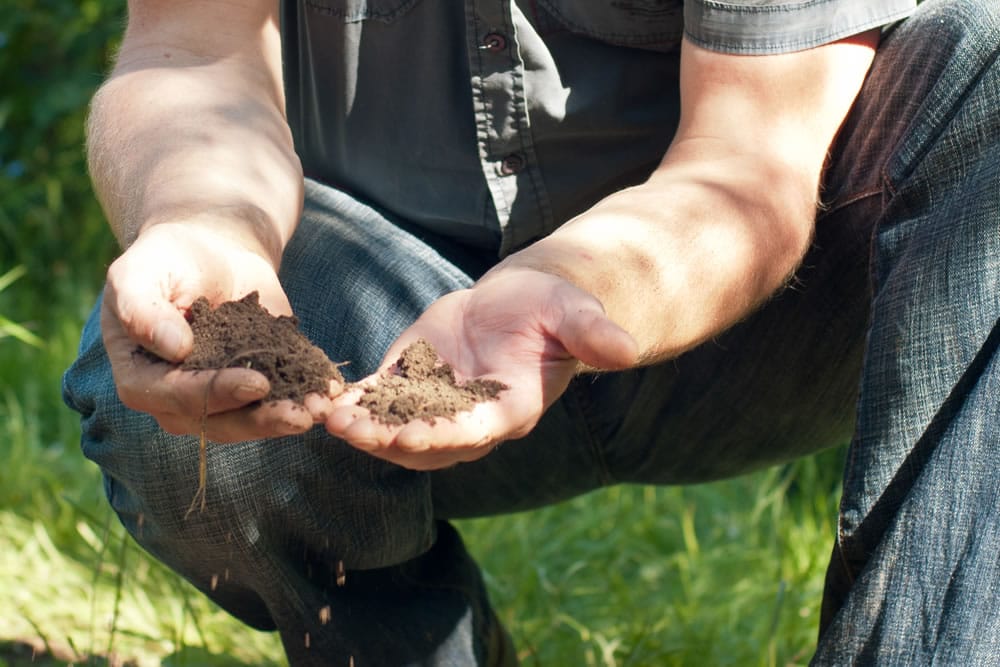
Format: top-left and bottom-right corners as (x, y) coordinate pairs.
(831, 0), (978, 541)
(831, 165), (892, 577)
(816, 187), (882, 222)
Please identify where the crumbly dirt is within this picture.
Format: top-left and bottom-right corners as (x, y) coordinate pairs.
(160, 294), (507, 423)
(177, 291), (343, 404)
(358, 338), (508, 426)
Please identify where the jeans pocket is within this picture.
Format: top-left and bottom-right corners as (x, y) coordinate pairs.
(536, 0), (683, 52)
(304, 0), (419, 22)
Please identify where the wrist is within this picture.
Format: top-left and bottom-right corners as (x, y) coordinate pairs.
(134, 203), (290, 270)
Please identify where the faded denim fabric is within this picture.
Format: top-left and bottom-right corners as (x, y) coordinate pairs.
(63, 0), (999, 664)
(814, 0), (1000, 662)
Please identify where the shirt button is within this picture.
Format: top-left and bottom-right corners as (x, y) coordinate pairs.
(500, 153), (525, 175)
(482, 32), (507, 53)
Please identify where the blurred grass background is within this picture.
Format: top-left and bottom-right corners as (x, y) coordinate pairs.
(0, 2), (847, 665)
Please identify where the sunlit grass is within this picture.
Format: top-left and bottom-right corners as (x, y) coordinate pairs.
(1, 512), (286, 666)
(0, 284), (286, 666)
(459, 450), (842, 667)
(0, 266), (45, 347)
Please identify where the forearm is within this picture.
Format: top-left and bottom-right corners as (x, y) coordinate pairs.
(87, 2), (301, 267)
(490, 33), (878, 366)
(496, 140), (816, 364)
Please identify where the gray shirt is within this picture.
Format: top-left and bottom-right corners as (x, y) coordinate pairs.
(281, 0), (914, 255)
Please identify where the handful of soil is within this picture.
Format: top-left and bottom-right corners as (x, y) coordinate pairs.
(156, 293), (506, 423)
(358, 338), (508, 425)
(178, 292), (343, 404)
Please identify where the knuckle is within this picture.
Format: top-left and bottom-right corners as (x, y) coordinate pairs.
(394, 438), (428, 455)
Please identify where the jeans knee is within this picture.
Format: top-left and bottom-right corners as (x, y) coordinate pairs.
(901, 0), (1000, 67)
(94, 420), (435, 576)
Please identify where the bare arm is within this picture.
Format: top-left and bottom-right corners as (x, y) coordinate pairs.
(495, 31), (881, 364)
(327, 30), (882, 468)
(91, 0), (332, 441)
(89, 0), (300, 264)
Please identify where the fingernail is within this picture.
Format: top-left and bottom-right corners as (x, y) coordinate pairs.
(152, 320), (183, 360)
(233, 383), (267, 402)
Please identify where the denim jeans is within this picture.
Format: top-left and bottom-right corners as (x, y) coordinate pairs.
(63, 0), (999, 664)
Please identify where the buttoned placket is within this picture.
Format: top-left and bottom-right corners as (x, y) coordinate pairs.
(465, 0), (555, 255)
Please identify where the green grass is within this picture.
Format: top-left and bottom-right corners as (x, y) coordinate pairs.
(0, 277), (287, 667)
(458, 454), (842, 667)
(0, 270), (846, 666)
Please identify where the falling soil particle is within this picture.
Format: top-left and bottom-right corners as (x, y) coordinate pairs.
(178, 292), (343, 404)
(358, 338), (508, 425)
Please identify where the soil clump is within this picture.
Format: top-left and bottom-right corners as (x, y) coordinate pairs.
(358, 338), (508, 425)
(155, 294), (506, 422)
(178, 292), (342, 404)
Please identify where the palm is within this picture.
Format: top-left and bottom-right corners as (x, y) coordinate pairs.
(326, 268), (637, 470)
(103, 224), (334, 441)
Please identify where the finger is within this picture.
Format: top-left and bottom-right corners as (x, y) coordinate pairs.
(392, 402), (525, 452)
(325, 376), (346, 399)
(303, 391), (336, 422)
(553, 302), (639, 370)
(103, 262), (196, 363)
(339, 419), (490, 471)
(158, 400), (316, 442)
(367, 446), (488, 471)
(326, 400), (513, 469)
(367, 418), (501, 471)
(327, 404), (390, 447)
(114, 352), (272, 418)
(205, 400), (315, 441)
(325, 385), (369, 426)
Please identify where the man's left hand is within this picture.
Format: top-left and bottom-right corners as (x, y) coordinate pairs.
(325, 266), (638, 470)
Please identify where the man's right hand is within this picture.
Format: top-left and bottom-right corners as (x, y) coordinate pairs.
(101, 222), (338, 442)
(86, 0), (314, 442)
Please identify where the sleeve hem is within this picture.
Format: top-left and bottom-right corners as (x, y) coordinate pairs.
(683, 0), (916, 55)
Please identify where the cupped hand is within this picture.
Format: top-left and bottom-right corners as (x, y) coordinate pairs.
(325, 266), (638, 470)
(102, 223), (340, 442)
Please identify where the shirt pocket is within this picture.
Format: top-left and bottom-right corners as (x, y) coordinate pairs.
(535, 0), (684, 53)
(304, 0), (419, 22)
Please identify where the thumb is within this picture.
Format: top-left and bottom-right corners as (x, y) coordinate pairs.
(103, 263), (194, 363)
(145, 308), (193, 362)
(553, 302), (639, 371)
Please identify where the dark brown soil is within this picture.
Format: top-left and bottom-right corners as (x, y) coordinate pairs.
(178, 292), (343, 404)
(358, 338), (508, 425)
(160, 294), (506, 423)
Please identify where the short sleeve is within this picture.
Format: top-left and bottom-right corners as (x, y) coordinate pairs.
(684, 0), (917, 54)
